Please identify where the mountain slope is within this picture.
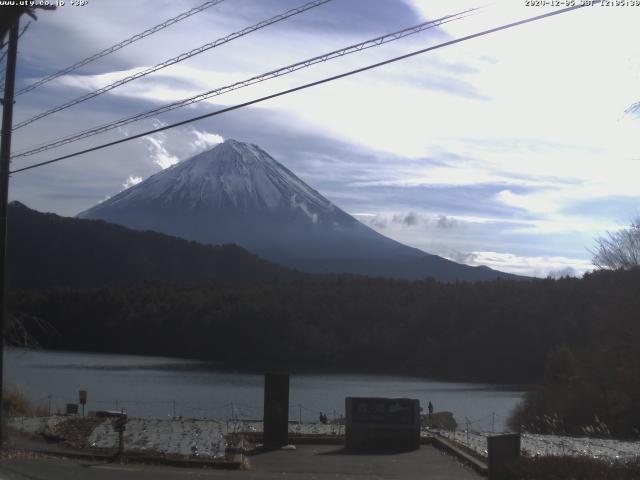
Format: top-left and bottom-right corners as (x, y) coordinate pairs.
(7, 202), (293, 289)
(78, 139), (520, 282)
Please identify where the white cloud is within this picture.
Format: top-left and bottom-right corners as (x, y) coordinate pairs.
(143, 135), (179, 169)
(142, 120), (179, 169)
(55, 65), (249, 105)
(189, 127), (224, 152)
(140, 121), (224, 170)
(122, 175), (142, 189)
(455, 251), (594, 278)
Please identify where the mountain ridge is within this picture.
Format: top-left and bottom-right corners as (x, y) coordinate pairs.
(7, 201), (294, 289)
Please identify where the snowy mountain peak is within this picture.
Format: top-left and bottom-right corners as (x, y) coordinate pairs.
(80, 139), (336, 221)
(190, 139), (279, 172)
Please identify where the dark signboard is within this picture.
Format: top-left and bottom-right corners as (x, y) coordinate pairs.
(350, 398), (416, 425)
(345, 397), (420, 451)
(66, 403), (79, 415)
(79, 390), (87, 405)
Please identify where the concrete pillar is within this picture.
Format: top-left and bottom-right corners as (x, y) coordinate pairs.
(263, 373), (289, 448)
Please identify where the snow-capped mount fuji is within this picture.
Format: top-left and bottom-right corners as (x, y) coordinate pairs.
(111, 139), (335, 218)
(78, 139), (411, 259)
(78, 139), (518, 281)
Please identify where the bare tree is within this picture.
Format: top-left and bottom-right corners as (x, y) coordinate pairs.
(592, 217), (640, 269)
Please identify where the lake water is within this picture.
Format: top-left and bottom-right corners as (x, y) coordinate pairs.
(5, 348), (525, 432)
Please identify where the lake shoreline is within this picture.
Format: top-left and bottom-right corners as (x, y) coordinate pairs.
(7, 346), (533, 390)
(6, 347), (526, 431)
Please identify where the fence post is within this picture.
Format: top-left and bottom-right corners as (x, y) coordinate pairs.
(465, 417), (470, 444)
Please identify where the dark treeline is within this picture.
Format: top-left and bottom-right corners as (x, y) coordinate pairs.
(8, 268), (640, 437)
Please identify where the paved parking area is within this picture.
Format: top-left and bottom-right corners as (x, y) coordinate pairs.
(0, 445), (482, 479)
(248, 444), (482, 479)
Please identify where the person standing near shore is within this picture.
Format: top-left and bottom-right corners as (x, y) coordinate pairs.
(428, 401), (434, 417)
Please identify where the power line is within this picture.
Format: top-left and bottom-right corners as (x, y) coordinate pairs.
(11, 0), (226, 97)
(11, 9), (475, 160)
(18, 21), (31, 39)
(12, 0), (334, 131)
(10, 2), (598, 175)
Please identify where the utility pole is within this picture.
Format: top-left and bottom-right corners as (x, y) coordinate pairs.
(0, 18), (20, 449)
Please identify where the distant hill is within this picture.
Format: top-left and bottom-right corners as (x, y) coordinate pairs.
(7, 202), (293, 289)
(78, 139), (522, 282)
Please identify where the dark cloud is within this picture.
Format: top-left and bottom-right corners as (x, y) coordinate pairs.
(547, 267), (578, 279)
(436, 214), (457, 229)
(392, 211), (420, 226)
(227, 0), (426, 36)
(370, 216), (388, 229)
(377, 212), (460, 230)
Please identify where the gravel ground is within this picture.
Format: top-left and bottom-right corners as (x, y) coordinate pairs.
(439, 429), (640, 460)
(7, 416), (344, 459)
(16, 416), (637, 462)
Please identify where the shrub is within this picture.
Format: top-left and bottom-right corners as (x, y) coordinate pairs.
(2, 388), (47, 417)
(495, 456), (640, 480)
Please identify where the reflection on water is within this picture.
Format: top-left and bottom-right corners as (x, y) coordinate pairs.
(33, 362), (218, 372)
(5, 348), (525, 431)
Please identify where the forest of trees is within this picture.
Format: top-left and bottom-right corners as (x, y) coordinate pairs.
(8, 268), (640, 437)
(6, 203), (640, 437)
(6, 201), (293, 289)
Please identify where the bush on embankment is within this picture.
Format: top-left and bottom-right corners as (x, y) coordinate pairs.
(2, 388), (46, 417)
(507, 341), (640, 438)
(494, 456), (640, 480)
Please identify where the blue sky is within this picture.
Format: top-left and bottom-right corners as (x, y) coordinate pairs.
(4, 0), (640, 277)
